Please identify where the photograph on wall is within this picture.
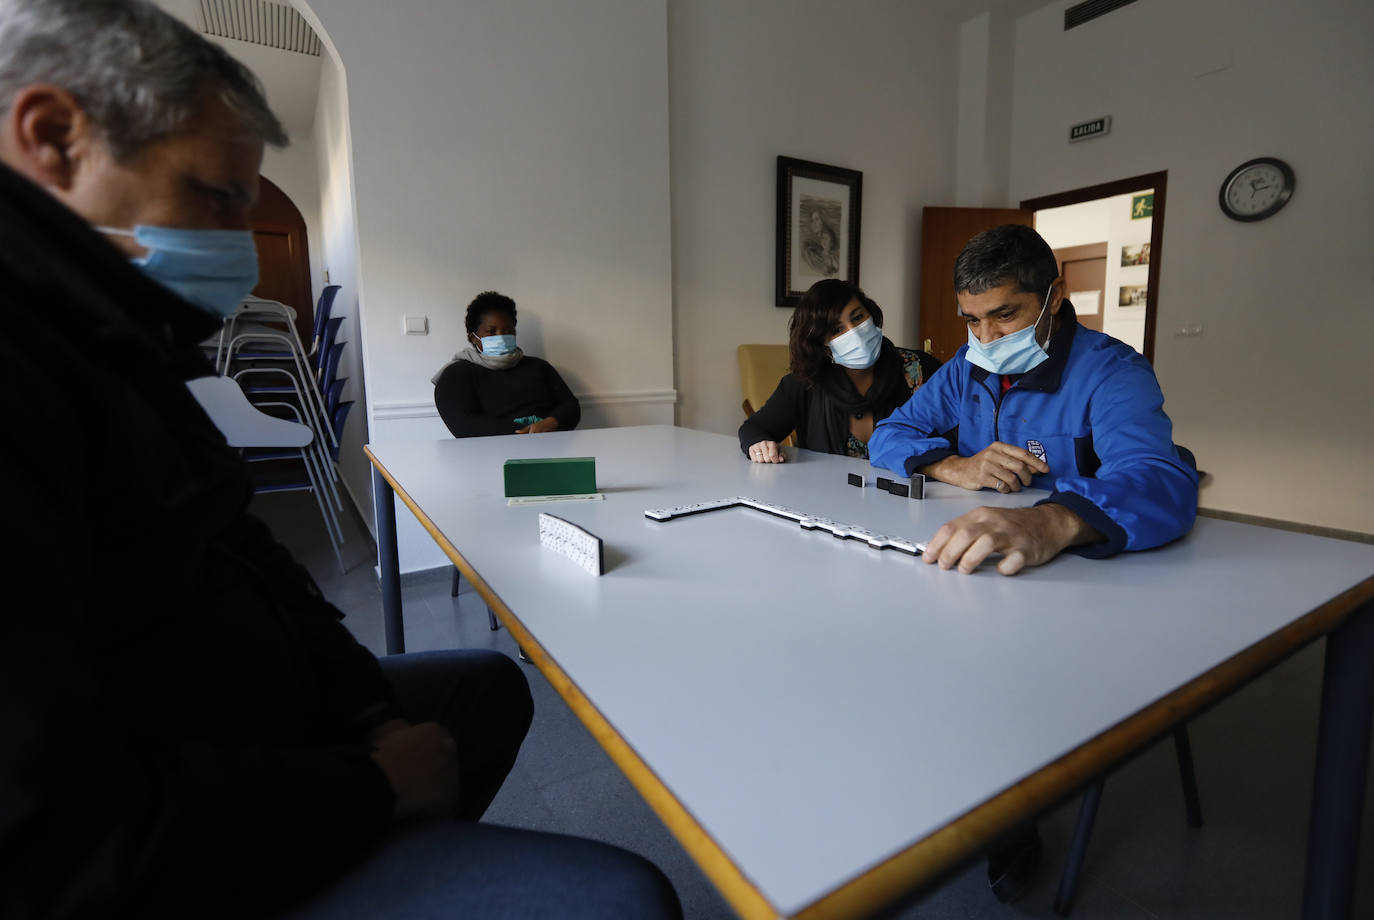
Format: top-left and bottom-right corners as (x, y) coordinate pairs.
(776, 156), (862, 306)
(799, 196), (842, 277)
(1118, 284), (1148, 307)
(1120, 243), (1151, 267)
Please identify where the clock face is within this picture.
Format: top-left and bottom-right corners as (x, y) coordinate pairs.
(1220, 157), (1294, 221)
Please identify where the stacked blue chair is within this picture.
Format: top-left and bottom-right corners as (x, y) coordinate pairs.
(213, 285), (352, 570)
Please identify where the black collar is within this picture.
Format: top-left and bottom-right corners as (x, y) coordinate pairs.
(967, 301), (1080, 393)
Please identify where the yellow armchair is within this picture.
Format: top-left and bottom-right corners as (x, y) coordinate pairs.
(736, 344), (796, 447)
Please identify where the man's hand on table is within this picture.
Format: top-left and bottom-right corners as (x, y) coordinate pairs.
(923, 503), (1102, 575)
(370, 722), (461, 819)
(921, 442), (1048, 494)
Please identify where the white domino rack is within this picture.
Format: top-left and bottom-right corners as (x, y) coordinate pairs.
(644, 496), (926, 556)
(538, 513), (604, 575)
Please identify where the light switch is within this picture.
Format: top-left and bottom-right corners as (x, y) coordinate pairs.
(403, 314), (428, 335)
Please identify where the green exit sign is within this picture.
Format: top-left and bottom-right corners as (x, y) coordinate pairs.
(1068, 116), (1111, 142)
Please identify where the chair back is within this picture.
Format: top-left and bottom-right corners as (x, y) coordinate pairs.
(321, 341), (347, 390)
(325, 377), (347, 417)
(737, 343), (796, 447)
(329, 402), (354, 461)
(737, 344), (792, 417)
(186, 376), (312, 448)
(313, 284), (341, 346)
(316, 316), (345, 374)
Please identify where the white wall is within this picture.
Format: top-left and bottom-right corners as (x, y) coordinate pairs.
(311, 44), (374, 530)
(299, 0), (674, 414)
(669, 0), (959, 435)
(955, 9), (1016, 208)
(297, 0), (676, 571)
(1034, 192), (1152, 349)
(1008, 0), (1374, 535)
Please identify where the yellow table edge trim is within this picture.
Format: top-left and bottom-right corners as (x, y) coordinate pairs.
(364, 447), (779, 920)
(792, 572), (1374, 920)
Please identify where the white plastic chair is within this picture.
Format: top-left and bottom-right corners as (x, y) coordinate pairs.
(222, 327), (337, 451)
(186, 375), (345, 571)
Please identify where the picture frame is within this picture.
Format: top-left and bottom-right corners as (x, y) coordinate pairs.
(1119, 284), (1148, 307)
(1120, 243), (1150, 267)
(775, 156), (862, 306)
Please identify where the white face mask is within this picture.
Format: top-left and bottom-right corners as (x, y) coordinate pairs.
(828, 318), (883, 369)
(963, 286), (1054, 375)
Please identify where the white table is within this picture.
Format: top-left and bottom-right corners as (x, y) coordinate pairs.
(366, 425), (1374, 919)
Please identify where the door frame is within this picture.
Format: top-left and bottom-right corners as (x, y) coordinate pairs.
(1022, 170), (1166, 362)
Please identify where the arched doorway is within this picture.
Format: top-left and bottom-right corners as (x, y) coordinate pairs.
(250, 175), (314, 345)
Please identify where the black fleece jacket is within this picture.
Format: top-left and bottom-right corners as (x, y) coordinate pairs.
(434, 356), (581, 437)
(0, 163), (396, 918)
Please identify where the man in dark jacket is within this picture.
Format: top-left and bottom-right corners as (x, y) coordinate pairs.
(0, 2), (679, 917)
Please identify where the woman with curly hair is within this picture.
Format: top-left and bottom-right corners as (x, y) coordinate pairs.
(739, 279), (939, 462)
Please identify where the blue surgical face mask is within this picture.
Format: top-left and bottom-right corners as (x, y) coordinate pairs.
(99, 225), (259, 318)
(828, 318), (883, 369)
(964, 286), (1055, 375)
(479, 334), (517, 356)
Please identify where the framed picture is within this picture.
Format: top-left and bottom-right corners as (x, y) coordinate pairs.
(775, 156), (862, 306)
(1120, 243), (1151, 267)
(1119, 284), (1148, 307)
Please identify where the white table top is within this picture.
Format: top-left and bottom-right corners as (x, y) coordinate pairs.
(367, 425), (1374, 917)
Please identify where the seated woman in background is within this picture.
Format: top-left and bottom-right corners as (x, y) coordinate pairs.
(434, 291), (581, 437)
(739, 279), (939, 462)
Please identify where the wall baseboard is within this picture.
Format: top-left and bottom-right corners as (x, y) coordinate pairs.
(1198, 506), (1374, 545)
(373, 388), (677, 422)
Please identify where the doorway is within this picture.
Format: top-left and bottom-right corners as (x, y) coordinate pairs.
(249, 175), (314, 346)
(1022, 171), (1166, 362)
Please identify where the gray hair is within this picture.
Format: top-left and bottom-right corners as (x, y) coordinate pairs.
(0, 0), (287, 160)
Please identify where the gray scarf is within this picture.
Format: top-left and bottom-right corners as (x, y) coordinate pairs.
(431, 342), (524, 383)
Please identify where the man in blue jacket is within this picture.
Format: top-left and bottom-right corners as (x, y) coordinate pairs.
(870, 224), (1197, 576)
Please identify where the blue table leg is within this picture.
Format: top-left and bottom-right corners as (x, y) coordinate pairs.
(371, 464), (405, 655)
(1302, 596), (1374, 919)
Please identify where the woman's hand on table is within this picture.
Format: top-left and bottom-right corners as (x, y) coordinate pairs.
(747, 440), (786, 463)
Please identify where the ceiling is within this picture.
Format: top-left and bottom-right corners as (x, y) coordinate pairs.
(153, 0), (322, 141)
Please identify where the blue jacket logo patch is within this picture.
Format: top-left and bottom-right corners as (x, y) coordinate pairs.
(1026, 439), (1046, 462)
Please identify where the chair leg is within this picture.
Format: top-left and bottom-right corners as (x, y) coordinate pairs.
(1054, 778), (1106, 916)
(452, 568), (500, 631)
(1173, 725), (1204, 828)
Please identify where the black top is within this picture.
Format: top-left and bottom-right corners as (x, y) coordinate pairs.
(0, 162), (396, 917)
(434, 356), (581, 437)
(738, 341), (941, 459)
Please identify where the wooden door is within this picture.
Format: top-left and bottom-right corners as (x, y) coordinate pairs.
(919, 207), (1033, 363)
(1054, 242), (1107, 333)
(250, 176), (313, 344)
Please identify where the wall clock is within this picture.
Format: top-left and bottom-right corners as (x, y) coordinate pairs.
(1219, 157), (1294, 221)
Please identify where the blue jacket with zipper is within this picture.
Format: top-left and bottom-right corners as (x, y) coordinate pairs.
(868, 303), (1198, 557)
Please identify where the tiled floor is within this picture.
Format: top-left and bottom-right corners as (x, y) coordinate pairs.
(254, 490), (1374, 919)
